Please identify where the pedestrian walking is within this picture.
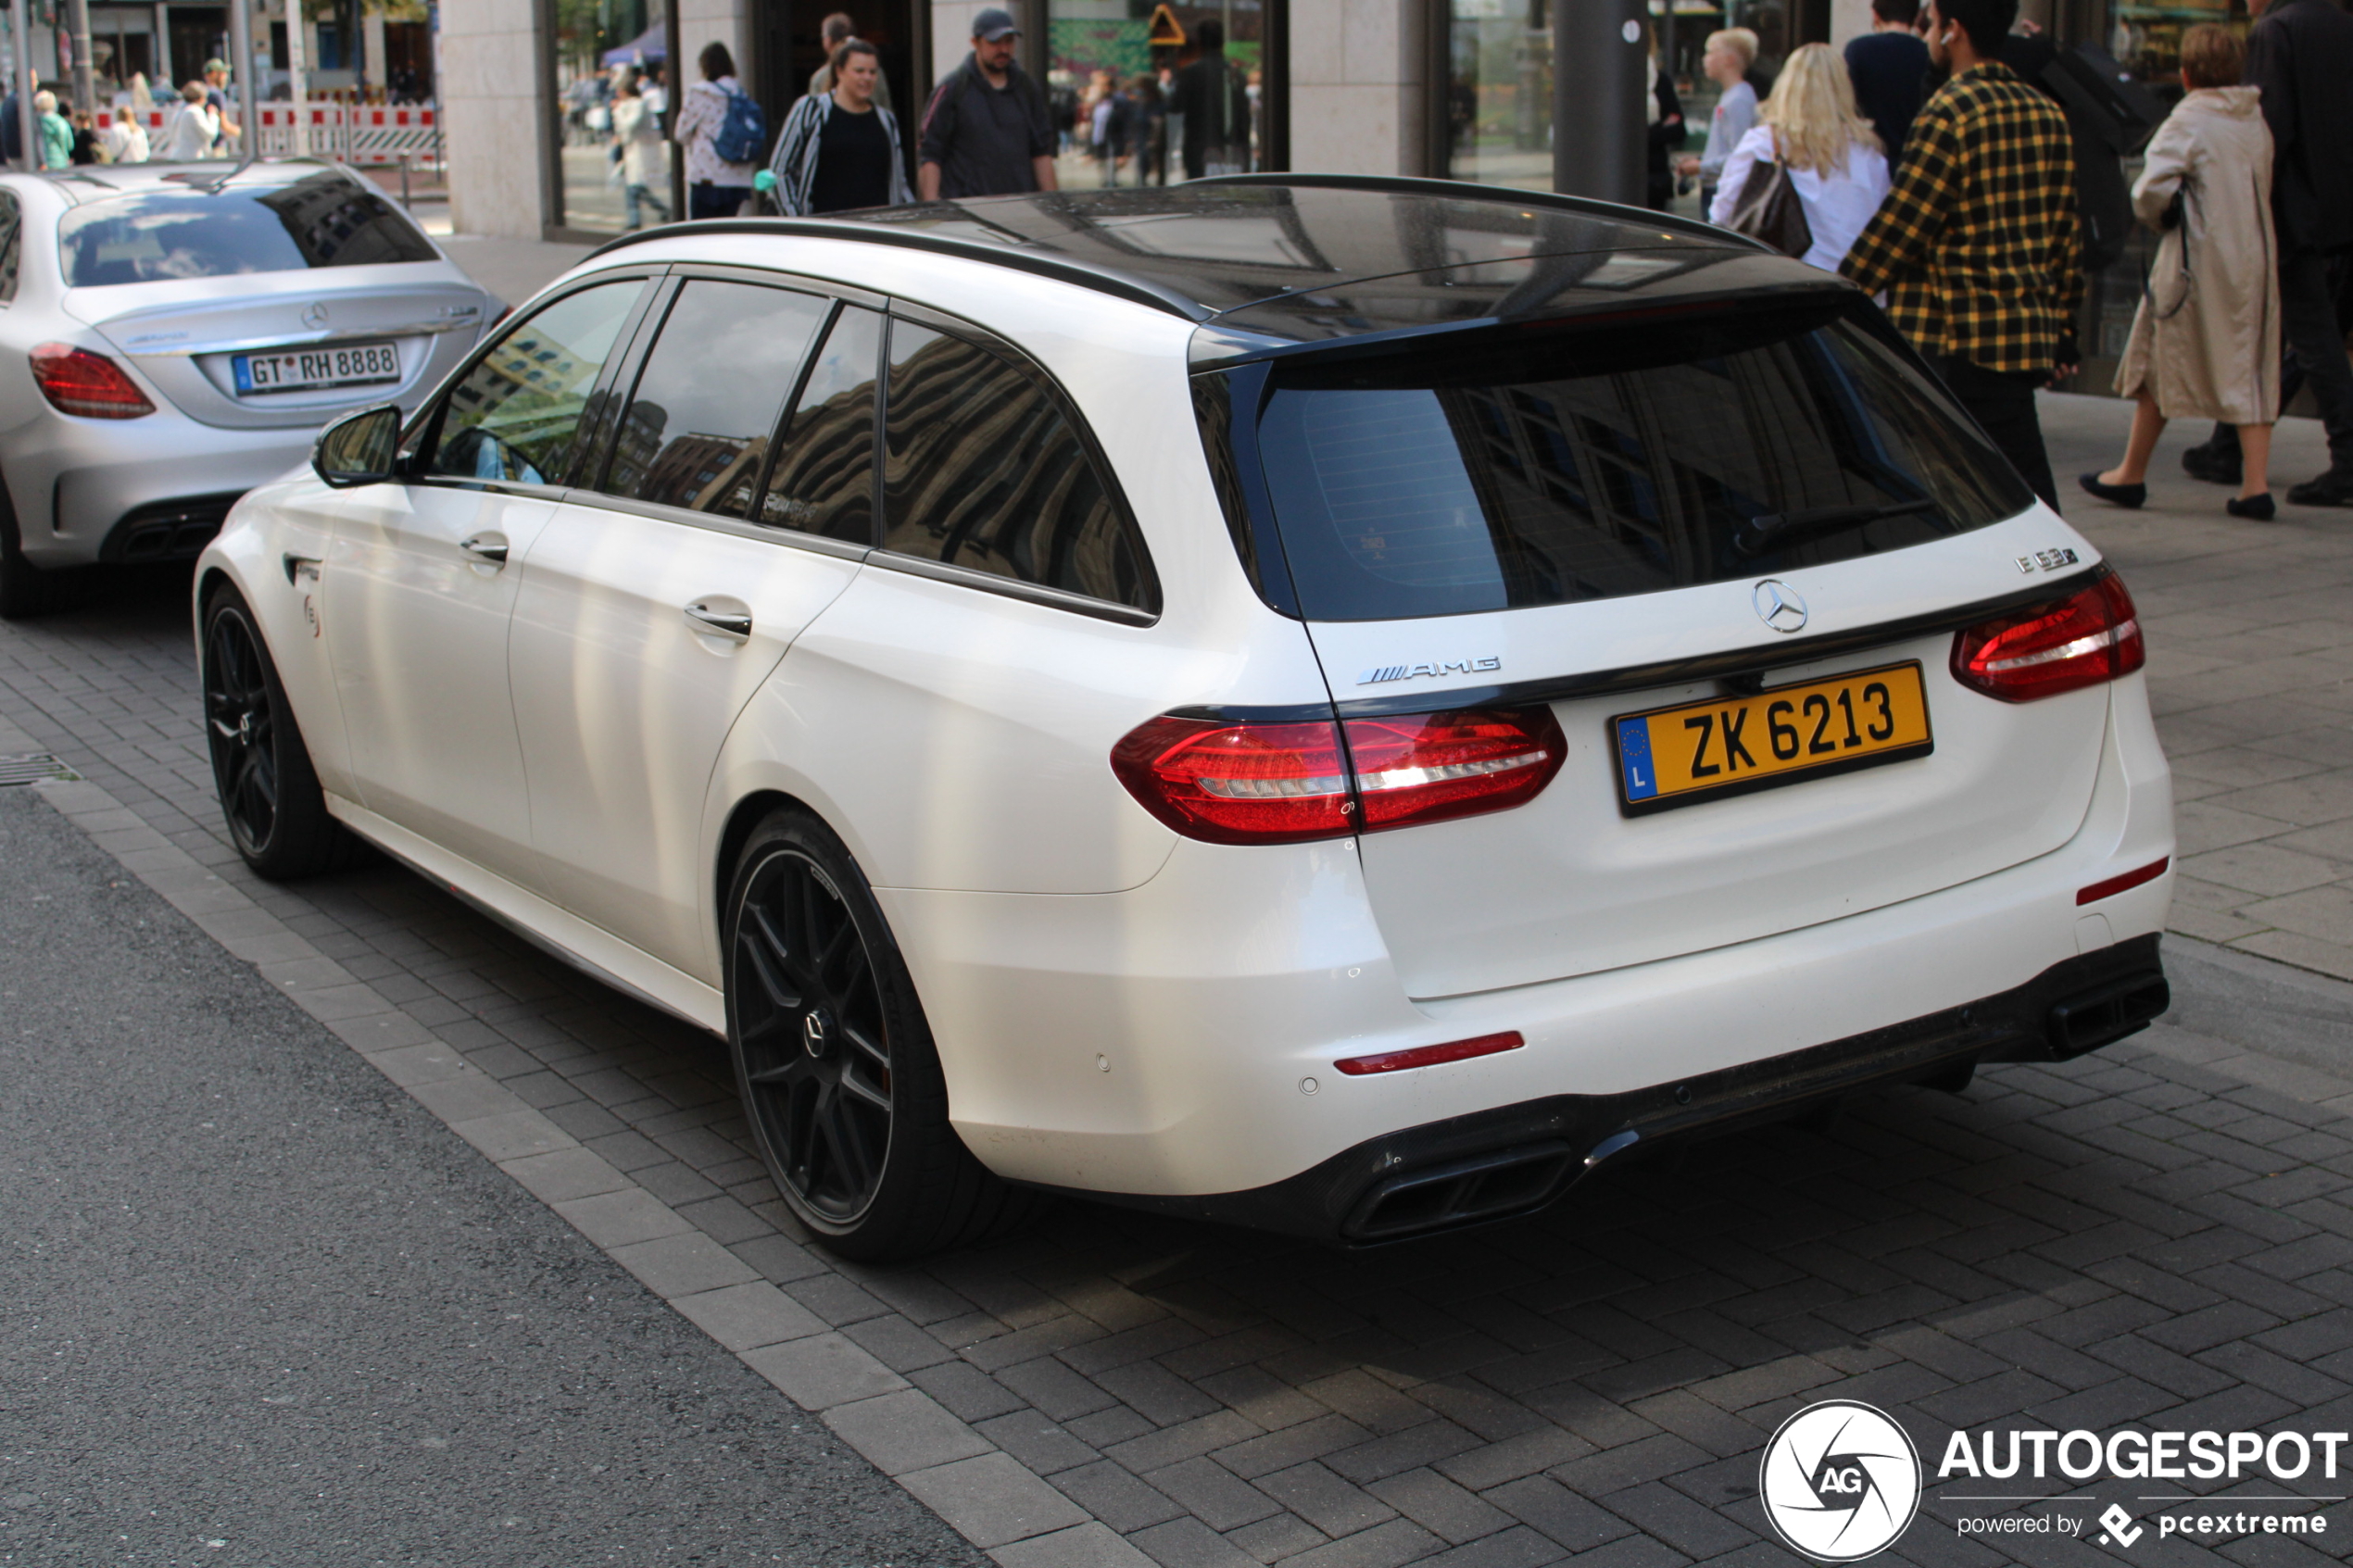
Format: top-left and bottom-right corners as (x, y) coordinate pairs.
(1131, 73), (1168, 185)
(202, 58), (240, 155)
(807, 12), (893, 116)
(101, 104), (148, 164)
(765, 40), (912, 215)
(2081, 26), (2282, 520)
(159, 82), (218, 161)
(1843, 0), (1931, 164)
(2176, 0), (2353, 508)
(1168, 19), (1249, 179)
(612, 76), (670, 230)
(1711, 44), (1890, 275)
(34, 92), (73, 170)
(916, 7), (1056, 201)
(1841, 0), (2081, 510)
(1675, 30), (1762, 212)
(674, 43), (761, 220)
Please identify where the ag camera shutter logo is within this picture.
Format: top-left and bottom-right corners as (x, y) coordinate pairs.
(1759, 1400), (1922, 1561)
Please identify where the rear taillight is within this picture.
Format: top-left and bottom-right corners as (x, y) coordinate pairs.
(1110, 716), (1356, 845)
(31, 343), (155, 419)
(1345, 707), (1567, 829)
(1951, 570), (2143, 702)
(1111, 705), (1564, 845)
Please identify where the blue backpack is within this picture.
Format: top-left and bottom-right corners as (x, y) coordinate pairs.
(712, 86), (767, 165)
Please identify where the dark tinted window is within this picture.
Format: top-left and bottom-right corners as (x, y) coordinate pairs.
(882, 321), (1153, 610)
(1216, 302), (2034, 621)
(58, 173), (439, 287)
(426, 281), (643, 487)
(600, 281), (831, 515)
(758, 305), (883, 542)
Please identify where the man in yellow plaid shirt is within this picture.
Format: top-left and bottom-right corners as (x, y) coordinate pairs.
(1841, 0), (2080, 510)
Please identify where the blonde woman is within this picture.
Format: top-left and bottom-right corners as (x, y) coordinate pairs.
(2081, 24), (2280, 520)
(1709, 43), (1889, 275)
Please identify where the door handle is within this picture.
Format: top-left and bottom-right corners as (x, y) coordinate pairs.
(459, 532), (509, 564)
(684, 600), (753, 639)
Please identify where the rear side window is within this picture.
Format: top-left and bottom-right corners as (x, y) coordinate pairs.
(758, 304), (884, 543)
(1208, 301), (2034, 621)
(425, 280), (643, 486)
(57, 172), (438, 287)
(599, 280), (832, 515)
(882, 320), (1155, 613)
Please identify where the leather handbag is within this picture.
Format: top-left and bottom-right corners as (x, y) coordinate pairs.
(1725, 132), (1814, 260)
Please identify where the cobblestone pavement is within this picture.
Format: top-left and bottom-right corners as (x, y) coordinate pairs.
(4, 398), (2353, 1568)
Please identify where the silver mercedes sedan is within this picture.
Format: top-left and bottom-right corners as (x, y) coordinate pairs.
(0, 160), (497, 617)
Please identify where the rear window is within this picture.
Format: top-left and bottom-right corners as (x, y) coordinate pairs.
(58, 173), (438, 287)
(1200, 299), (2034, 622)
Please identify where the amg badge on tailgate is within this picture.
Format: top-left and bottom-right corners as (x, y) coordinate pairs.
(1357, 656), (1502, 686)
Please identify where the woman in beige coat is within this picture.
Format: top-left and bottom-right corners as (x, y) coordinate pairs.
(2082, 24), (2281, 520)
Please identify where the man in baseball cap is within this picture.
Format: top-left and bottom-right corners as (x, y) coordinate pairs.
(917, 6), (1059, 200)
(201, 56), (240, 153)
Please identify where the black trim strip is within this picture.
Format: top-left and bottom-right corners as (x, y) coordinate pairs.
(547, 487), (875, 564)
(863, 551), (1159, 627)
(1327, 567), (2106, 720)
(1162, 701), (1337, 725)
(583, 218), (1212, 323)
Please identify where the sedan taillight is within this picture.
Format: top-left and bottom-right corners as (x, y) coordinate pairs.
(31, 342), (155, 419)
(1951, 570), (2144, 703)
(1112, 706), (1565, 845)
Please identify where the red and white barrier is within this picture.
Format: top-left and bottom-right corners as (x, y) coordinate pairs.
(130, 103), (439, 166)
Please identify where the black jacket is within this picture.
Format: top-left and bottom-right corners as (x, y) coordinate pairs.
(2246, 0), (2353, 253)
(1844, 30), (1930, 164)
(917, 55), (1054, 200)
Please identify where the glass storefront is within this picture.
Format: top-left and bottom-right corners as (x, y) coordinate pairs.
(550, 0), (656, 234)
(1442, 0), (1552, 191)
(1047, 1), (1278, 191)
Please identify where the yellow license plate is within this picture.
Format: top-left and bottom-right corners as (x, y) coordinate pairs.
(1611, 661), (1933, 815)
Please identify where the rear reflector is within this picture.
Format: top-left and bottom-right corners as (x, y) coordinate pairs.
(1334, 1032), (1525, 1076)
(30, 342), (155, 419)
(2077, 856), (2169, 906)
(1344, 708), (1567, 831)
(1951, 569), (2144, 702)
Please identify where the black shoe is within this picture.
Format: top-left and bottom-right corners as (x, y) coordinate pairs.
(2226, 493), (2275, 521)
(2182, 440), (2242, 485)
(2078, 472), (2147, 508)
(2286, 470), (2353, 508)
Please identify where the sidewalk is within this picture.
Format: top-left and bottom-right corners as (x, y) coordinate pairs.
(398, 220), (2353, 985)
(2044, 395), (2353, 984)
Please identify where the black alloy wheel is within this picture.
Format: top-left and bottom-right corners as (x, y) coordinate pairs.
(736, 847), (896, 1222)
(724, 809), (1034, 1260)
(199, 584), (352, 879)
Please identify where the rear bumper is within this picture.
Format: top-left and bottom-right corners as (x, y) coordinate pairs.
(1034, 935), (2167, 1245)
(4, 409), (308, 570)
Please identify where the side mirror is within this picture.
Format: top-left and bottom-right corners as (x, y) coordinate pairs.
(313, 404), (403, 488)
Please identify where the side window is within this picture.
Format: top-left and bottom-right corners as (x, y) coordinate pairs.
(424, 280), (643, 487)
(598, 279), (831, 515)
(881, 320), (1155, 611)
(0, 194), (19, 303)
(757, 304), (883, 544)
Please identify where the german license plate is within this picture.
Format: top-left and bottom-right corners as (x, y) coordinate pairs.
(1611, 661), (1933, 815)
(233, 341), (400, 395)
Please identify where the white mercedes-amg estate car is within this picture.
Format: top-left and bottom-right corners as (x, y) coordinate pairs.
(196, 179), (2174, 1260)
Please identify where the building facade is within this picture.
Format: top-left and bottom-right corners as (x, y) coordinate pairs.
(449, 0), (2233, 243)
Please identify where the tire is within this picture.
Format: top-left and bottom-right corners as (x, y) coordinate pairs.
(724, 808), (1036, 1261)
(199, 583), (358, 880)
(0, 473), (46, 621)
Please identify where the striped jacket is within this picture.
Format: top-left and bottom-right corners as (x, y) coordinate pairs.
(1840, 61), (2083, 375)
(765, 93), (913, 218)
